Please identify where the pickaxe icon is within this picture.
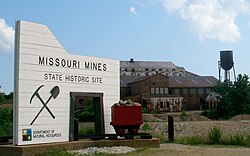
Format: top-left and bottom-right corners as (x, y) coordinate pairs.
(30, 85), (60, 125)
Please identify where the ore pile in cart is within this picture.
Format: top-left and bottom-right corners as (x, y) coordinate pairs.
(110, 100), (143, 135)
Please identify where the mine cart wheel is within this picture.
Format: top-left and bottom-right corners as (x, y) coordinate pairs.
(128, 127), (139, 135)
(115, 127), (125, 135)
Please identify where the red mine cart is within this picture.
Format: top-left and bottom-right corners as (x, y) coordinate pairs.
(110, 105), (143, 135)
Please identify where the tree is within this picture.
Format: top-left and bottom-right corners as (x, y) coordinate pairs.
(4, 92), (13, 100)
(0, 91), (5, 105)
(214, 74), (250, 119)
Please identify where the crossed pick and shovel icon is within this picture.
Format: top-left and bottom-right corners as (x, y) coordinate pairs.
(30, 85), (60, 125)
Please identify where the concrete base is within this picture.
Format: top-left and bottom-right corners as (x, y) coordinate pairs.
(0, 138), (160, 156)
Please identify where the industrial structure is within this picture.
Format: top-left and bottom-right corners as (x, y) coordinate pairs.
(120, 58), (198, 77)
(218, 50), (236, 81)
(120, 59), (218, 112)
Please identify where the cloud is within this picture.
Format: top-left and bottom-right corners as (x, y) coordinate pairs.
(0, 18), (14, 54)
(162, 0), (187, 12)
(130, 6), (137, 14)
(161, 0), (250, 42)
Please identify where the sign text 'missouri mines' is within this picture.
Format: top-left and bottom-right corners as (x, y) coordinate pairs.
(38, 56), (107, 71)
(38, 56), (107, 84)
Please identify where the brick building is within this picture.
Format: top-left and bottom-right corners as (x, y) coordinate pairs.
(121, 74), (218, 112)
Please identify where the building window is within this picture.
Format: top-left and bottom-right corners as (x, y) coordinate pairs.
(159, 68), (162, 71)
(167, 102), (170, 108)
(160, 88), (164, 94)
(151, 69), (156, 71)
(206, 88), (211, 94)
(160, 101), (164, 108)
(164, 79), (168, 85)
(191, 88), (196, 94)
(183, 88), (188, 94)
(145, 68), (149, 71)
(151, 80), (156, 86)
(164, 88), (169, 94)
(151, 88), (155, 94)
(124, 68), (128, 72)
(175, 88), (180, 94)
(199, 88), (203, 94)
(132, 69), (135, 72)
(155, 88), (159, 94)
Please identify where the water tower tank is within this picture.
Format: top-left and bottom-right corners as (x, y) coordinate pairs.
(220, 50), (233, 70)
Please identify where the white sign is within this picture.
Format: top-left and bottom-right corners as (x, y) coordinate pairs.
(14, 21), (120, 145)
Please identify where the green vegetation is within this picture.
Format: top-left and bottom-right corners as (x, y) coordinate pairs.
(0, 91), (13, 105)
(142, 108), (148, 113)
(179, 110), (188, 121)
(37, 149), (76, 156)
(175, 135), (207, 145)
(203, 74), (250, 119)
(75, 99), (94, 122)
(79, 126), (95, 135)
(141, 122), (152, 132)
(208, 126), (222, 144)
(0, 92), (4, 104)
(0, 108), (13, 136)
(175, 126), (250, 147)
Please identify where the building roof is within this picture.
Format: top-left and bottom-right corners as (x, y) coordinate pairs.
(120, 74), (218, 88)
(120, 59), (177, 69)
(184, 70), (199, 76)
(169, 76), (218, 88)
(120, 76), (145, 87)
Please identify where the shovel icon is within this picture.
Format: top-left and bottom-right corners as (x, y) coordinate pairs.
(30, 86), (60, 125)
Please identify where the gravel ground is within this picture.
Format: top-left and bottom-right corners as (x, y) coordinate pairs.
(70, 146), (136, 155)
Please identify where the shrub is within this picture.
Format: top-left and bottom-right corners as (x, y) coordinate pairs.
(179, 110), (188, 121)
(223, 133), (250, 146)
(75, 100), (94, 122)
(201, 109), (219, 120)
(208, 126), (222, 144)
(141, 122), (151, 132)
(77, 111), (94, 122)
(175, 135), (207, 145)
(0, 92), (4, 105)
(0, 108), (13, 136)
(142, 108), (148, 113)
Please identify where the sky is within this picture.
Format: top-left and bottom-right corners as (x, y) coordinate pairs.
(1, 0), (250, 93)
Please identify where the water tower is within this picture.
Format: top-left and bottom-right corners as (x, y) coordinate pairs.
(218, 50), (236, 81)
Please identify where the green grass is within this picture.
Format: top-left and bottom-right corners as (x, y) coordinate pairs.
(37, 149), (76, 156)
(208, 126), (222, 144)
(79, 126), (95, 135)
(175, 135), (207, 145)
(175, 127), (250, 147)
